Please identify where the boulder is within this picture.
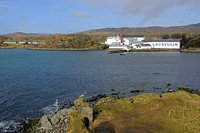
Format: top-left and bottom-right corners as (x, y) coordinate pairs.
(96, 97), (118, 106)
(55, 108), (73, 120)
(51, 115), (60, 126)
(74, 96), (93, 124)
(80, 107), (93, 124)
(74, 96), (90, 109)
(39, 115), (53, 130)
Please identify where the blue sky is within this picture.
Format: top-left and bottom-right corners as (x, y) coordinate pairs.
(0, 0), (200, 34)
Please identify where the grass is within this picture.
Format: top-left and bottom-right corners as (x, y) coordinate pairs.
(92, 91), (200, 133)
(67, 111), (89, 133)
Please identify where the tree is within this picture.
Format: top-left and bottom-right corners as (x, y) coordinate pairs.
(0, 36), (8, 46)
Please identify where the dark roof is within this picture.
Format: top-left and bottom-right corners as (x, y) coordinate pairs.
(143, 38), (182, 42)
(123, 35), (144, 38)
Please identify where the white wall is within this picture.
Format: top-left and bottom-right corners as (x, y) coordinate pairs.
(105, 36), (144, 45)
(109, 45), (132, 51)
(136, 37), (145, 42)
(105, 37), (121, 45)
(123, 38), (130, 45)
(143, 41), (181, 49)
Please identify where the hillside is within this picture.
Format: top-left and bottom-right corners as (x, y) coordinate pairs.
(1, 23), (200, 49)
(3, 32), (50, 39)
(81, 23), (200, 36)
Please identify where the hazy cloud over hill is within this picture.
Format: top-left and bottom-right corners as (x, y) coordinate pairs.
(73, 11), (92, 19)
(80, 0), (200, 19)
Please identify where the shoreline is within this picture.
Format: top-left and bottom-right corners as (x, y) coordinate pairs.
(1, 46), (200, 53)
(23, 87), (200, 133)
(26, 48), (102, 51)
(0, 47), (101, 51)
(1, 87), (199, 132)
(180, 49), (200, 53)
(131, 49), (181, 52)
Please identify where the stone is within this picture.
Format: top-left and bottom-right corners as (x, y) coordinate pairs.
(87, 96), (98, 102)
(96, 97), (118, 106)
(56, 109), (68, 120)
(51, 115), (60, 126)
(111, 92), (119, 95)
(130, 89), (144, 93)
(74, 96), (90, 109)
(87, 94), (107, 103)
(166, 83), (171, 86)
(74, 96), (93, 124)
(39, 115), (53, 130)
(80, 107), (93, 124)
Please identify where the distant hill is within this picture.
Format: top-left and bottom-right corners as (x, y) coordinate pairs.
(3, 32), (51, 40)
(80, 23), (200, 36)
(3, 23), (200, 38)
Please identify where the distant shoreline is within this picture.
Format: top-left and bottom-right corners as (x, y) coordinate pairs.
(26, 48), (101, 51)
(180, 48), (200, 53)
(0, 47), (101, 51)
(1, 47), (200, 53)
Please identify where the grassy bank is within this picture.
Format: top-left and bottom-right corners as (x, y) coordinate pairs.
(92, 91), (200, 133)
(26, 89), (200, 133)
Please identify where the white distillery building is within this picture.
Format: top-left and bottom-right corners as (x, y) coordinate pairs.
(105, 34), (182, 51)
(105, 35), (145, 45)
(143, 39), (182, 49)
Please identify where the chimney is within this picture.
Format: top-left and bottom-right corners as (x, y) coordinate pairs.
(120, 31), (123, 45)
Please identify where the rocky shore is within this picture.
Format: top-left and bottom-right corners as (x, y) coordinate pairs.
(24, 88), (200, 133)
(180, 48), (200, 53)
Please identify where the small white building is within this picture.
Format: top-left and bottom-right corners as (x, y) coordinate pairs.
(143, 39), (182, 49)
(105, 36), (121, 45)
(18, 41), (26, 44)
(3, 41), (17, 44)
(27, 41), (46, 45)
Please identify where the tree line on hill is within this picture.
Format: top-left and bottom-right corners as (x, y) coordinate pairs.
(44, 34), (108, 49)
(0, 33), (199, 49)
(0, 34), (108, 49)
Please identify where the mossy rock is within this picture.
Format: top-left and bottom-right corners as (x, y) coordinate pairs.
(67, 110), (90, 133)
(74, 96), (90, 108)
(96, 96), (118, 106)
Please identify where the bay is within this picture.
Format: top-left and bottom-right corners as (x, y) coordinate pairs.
(0, 49), (200, 124)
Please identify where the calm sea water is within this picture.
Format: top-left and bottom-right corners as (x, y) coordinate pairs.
(0, 49), (200, 131)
